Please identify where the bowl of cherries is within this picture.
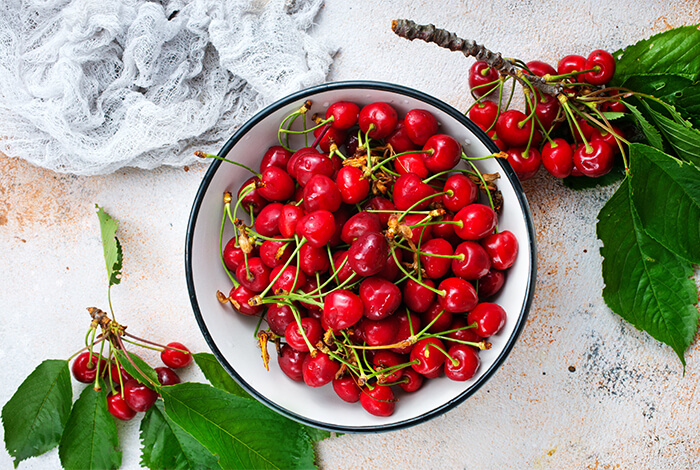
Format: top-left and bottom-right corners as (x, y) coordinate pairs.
(185, 80), (536, 432)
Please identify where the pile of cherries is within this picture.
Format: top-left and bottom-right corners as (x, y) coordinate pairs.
(70, 341), (192, 421)
(217, 97), (519, 417)
(467, 49), (626, 180)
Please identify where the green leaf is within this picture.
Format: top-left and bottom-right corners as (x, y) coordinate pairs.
(161, 383), (317, 470)
(192, 353), (252, 399)
(621, 74), (694, 103)
(96, 205), (123, 287)
(673, 83), (700, 119)
(114, 350), (159, 388)
(2, 360), (72, 467)
(58, 386), (122, 470)
(597, 178), (699, 365)
(625, 102), (665, 150)
(611, 25), (700, 86)
(629, 143), (700, 264)
(600, 111), (627, 121)
(140, 400), (221, 470)
(645, 104), (700, 166)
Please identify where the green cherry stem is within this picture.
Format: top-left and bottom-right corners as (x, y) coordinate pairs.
(194, 151), (261, 178)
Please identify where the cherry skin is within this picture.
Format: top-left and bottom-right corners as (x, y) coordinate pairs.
(410, 337), (446, 376)
(442, 174), (478, 212)
(468, 100), (499, 130)
(481, 230), (519, 270)
(238, 177), (266, 216)
(71, 352), (106, 383)
(358, 102), (398, 139)
(438, 277), (479, 313)
(331, 250), (360, 285)
(328, 206), (351, 247)
(270, 265), (306, 293)
(302, 352), (339, 387)
(123, 379), (159, 412)
(155, 367), (181, 386)
(404, 109), (439, 145)
(260, 145), (293, 171)
(443, 317), (482, 350)
(336, 166), (370, 204)
(468, 60), (500, 98)
(228, 285), (264, 316)
(109, 363), (132, 385)
(359, 276), (402, 320)
(444, 344), (481, 381)
(542, 138), (574, 179)
(385, 120), (419, 153)
(326, 101), (360, 129)
(161, 342), (192, 369)
(303, 174), (341, 213)
(348, 231), (388, 277)
(478, 268), (506, 299)
(235, 257), (271, 293)
(286, 147), (319, 180)
(487, 130), (507, 151)
(360, 385), (395, 417)
(422, 134), (462, 173)
(467, 302), (507, 337)
(526, 60), (557, 77)
(313, 125), (347, 153)
(363, 197), (395, 226)
(259, 236), (293, 269)
(454, 204), (497, 240)
(285, 317), (322, 352)
(278, 204), (303, 239)
(278, 345), (307, 382)
(573, 141), (614, 177)
(323, 289), (364, 331)
(495, 109), (534, 148)
(254, 202), (283, 237)
(583, 49), (616, 86)
(333, 376), (361, 403)
(391, 311), (422, 355)
(557, 54), (587, 82)
(526, 92), (560, 131)
(361, 315), (400, 347)
(395, 152), (429, 179)
(266, 303), (297, 336)
(298, 243), (330, 276)
(591, 126), (624, 154)
(392, 173), (437, 211)
(432, 214), (461, 246)
(419, 238), (454, 279)
(107, 392), (137, 421)
(341, 211), (383, 244)
(451, 241), (491, 280)
(505, 147), (541, 181)
(295, 210), (336, 248)
(398, 368), (424, 393)
(421, 301), (453, 334)
(257, 166), (295, 202)
(372, 350), (406, 383)
(294, 151), (335, 187)
(223, 237), (251, 272)
(402, 278), (436, 313)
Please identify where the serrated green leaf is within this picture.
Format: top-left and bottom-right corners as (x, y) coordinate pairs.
(625, 102), (665, 151)
(114, 350), (159, 388)
(2, 360), (72, 467)
(611, 25), (700, 86)
(140, 400), (221, 470)
(58, 386), (122, 470)
(645, 104), (700, 166)
(96, 205), (123, 287)
(161, 383), (317, 470)
(597, 178), (699, 365)
(600, 111), (627, 121)
(629, 143), (700, 264)
(192, 353), (252, 399)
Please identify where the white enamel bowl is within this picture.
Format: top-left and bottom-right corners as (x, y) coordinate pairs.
(185, 81), (537, 433)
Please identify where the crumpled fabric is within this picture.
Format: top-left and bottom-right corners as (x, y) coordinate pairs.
(0, 0), (335, 175)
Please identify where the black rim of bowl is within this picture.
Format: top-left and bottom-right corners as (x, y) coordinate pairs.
(185, 80), (537, 433)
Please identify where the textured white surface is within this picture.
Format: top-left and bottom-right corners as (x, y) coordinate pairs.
(1, 1), (699, 469)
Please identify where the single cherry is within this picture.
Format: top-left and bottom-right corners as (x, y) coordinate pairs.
(260, 146), (293, 171)
(385, 120), (419, 153)
(398, 368), (424, 393)
(295, 210), (336, 247)
(359, 276), (402, 320)
(336, 166), (370, 204)
(360, 385), (395, 417)
(478, 268), (506, 298)
(541, 138), (574, 179)
(495, 109), (534, 148)
(266, 303), (297, 336)
(573, 141), (614, 177)
(442, 174), (478, 212)
(341, 211), (383, 244)
(468, 100), (499, 130)
(410, 337), (446, 376)
(257, 166), (295, 202)
(451, 241), (491, 280)
(453, 204), (497, 240)
(557, 54), (587, 82)
(444, 344), (480, 381)
(526, 60), (556, 77)
(326, 101), (360, 129)
(583, 49), (616, 86)
(438, 277), (479, 313)
(155, 367), (181, 386)
(420, 238), (454, 279)
(235, 257), (271, 293)
(422, 134), (462, 173)
(481, 230), (519, 270)
(333, 376), (361, 403)
(395, 152), (429, 179)
(348, 232), (388, 277)
(467, 302), (507, 337)
(278, 344), (308, 381)
(505, 147), (541, 181)
(123, 379), (159, 412)
(228, 285), (264, 316)
(254, 202), (283, 237)
(71, 352), (106, 383)
(358, 102), (398, 139)
(392, 173), (437, 211)
(302, 352), (339, 387)
(285, 317), (323, 352)
(404, 109), (439, 145)
(323, 289), (364, 331)
(402, 278), (436, 313)
(372, 350), (406, 383)
(107, 392), (137, 421)
(468, 60), (500, 98)
(161, 342), (192, 369)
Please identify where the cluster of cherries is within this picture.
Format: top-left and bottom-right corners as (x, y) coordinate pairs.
(70, 341), (192, 420)
(216, 97), (518, 417)
(467, 49), (625, 180)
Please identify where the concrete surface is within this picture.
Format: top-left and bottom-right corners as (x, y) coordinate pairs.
(1, 1), (699, 469)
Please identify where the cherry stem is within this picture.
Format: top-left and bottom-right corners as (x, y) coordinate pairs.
(195, 151), (261, 178)
(423, 341), (458, 367)
(114, 334), (158, 388)
(257, 237), (307, 300)
(389, 246), (445, 297)
(466, 158), (495, 214)
(220, 202), (240, 288)
(394, 240), (465, 259)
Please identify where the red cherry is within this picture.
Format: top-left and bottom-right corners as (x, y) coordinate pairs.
(270, 265), (306, 293)
(395, 152), (429, 179)
(402, 278), (436, 313)
(237, 177), (266, 216)
(372, 350), (406, 383)
(302, 352), (339, 387)
(260, 146), (293, 172)
(266, 303), (297, 336)
(358, 102), (398, 139)
(468, 60), (500, 98)
(481, 230), (519, 270)
(228, 285), (264, 316)
(590, 126), (624, 154)
(123, 379), (159, 412)
(363, 197), (395, 226)
(505, 147), (542, 181)
(303, 174), (341, 213)
(361, 315), (400, 347)
(410, 337), (446, 376)
(71, 352), (106, 383)
(360, 385), (395, 417)
(257, 166), (295, 202)
(419, 238), (454, 279)
(495, 110), (534, 148)
(323, 289), (364, 331)
(421, 302), (453, 334)
(259, 236), (293, 269)
(278, 204), (303, 239)
(557, 54), (587, 82)
(235, 257), (271, 293)
(432, 214), (461, 246)
(444, 345), (480, 381)
(222, 237), (250, 272)
(161, 342), (192, 369)
(468, 100), (499, 130)
(107, 392), (137, 421)
(452, 241), (491, 280)
(336, 166), (370, 204)
(573, 141), (614, 177)
(348, 232), (388, 277)
(286, 147), (318, 180)
(583, 49), (616, 86)
(108, 363), (132, 385)
(314, 125), (347, 153)
(438, 277), (478, 313)
(392, 173), (437, 211)
(156, 367), (181, 386)
(404, 109), (439, 145)
(526, 60), (557, 77)
(453, 204), (497, 240)
(328, 206), (350, 247)
(331, 250), (360, 285)
(526, 93), (560, 131)
(422, 134), (462, 173)
(541, 138), (574, 179)
(391, 310), (421, 354)
(254, 202), (283, 237)
(298, 243), (330, 276)
(333, 376), (361, 402)
(487, 130), (507, 151)
(326, 101), (360, 129)
(294, 150), (335, 186)
(573, 118), (596, 143)
(278, 344), (307, 381)
(478, 269), (506, 299)
(285, 317), (322, 352)
(341, 211), (383, 244)
(443, 317), (482, 350)
(442, 174), (478, 212)
(398, 368), (424, 393)
(295, 210), (336, 247)
(359, 276), (402, 320)
(385, 120), (419, 153)
(467, 302), (507, 337)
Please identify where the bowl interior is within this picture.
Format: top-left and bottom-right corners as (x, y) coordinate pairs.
(186, 82), (536, 432)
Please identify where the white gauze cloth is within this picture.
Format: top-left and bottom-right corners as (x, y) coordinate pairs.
(0, 0), (336, 175)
